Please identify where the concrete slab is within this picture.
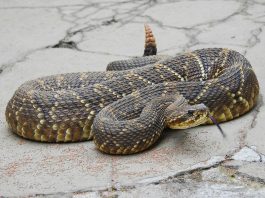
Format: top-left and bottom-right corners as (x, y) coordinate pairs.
(0, 0), (265, 197)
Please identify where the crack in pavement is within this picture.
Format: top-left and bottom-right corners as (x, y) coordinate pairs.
(45, 0), (265, 60)
(21, 157), (265, 197)
(130, 0), (255, 55)
(50, 40), (78, 49)
(233, 94), (264, 154)
(0, 47), (49, 76)
(250, 94), (263, 129)
(3, 0), (261, 63)
(223, 160), (265, 185)
(243, 25), (264, 56)
(17, 156), (226, 197)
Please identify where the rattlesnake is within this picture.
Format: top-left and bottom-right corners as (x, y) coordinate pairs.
(5, 25), (259, 154)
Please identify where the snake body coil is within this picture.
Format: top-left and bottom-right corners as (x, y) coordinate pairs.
(5, 27), (259, 154)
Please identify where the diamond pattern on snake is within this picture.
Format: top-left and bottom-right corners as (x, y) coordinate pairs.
(5, 25), (259, 155)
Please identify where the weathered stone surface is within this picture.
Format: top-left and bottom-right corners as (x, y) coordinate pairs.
(232, 146), (262, 162)
(0, 0), (265, 197)
(223, 160), (265, 184)
(237, 162), (265, 183)
(74, 167), (265, 198)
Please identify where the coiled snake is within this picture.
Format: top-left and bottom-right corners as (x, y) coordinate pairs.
(5, 25), (259, 154)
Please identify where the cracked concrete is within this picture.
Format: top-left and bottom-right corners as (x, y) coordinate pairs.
(0, 0), (265, 197)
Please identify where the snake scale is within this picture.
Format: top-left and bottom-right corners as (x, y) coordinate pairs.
(5, 25), (259, 154)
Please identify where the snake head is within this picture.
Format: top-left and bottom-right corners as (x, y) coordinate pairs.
(165, 103), (209, 129)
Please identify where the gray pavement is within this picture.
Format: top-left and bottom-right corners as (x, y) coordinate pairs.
(0, 0), (265, 197)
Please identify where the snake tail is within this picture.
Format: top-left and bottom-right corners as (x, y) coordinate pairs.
(143, 24), (157, 56)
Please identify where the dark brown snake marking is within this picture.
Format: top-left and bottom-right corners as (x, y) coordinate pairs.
(5, 26), (259, 155)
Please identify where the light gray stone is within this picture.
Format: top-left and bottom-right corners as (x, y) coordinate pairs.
(131, 186), (263, 198)
(78, 167), (265, 198)
(237, 162), (265, 183)
(232, 146), (261, 162)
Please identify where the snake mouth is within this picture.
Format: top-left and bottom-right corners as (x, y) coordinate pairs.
(166, 111), (209, 129)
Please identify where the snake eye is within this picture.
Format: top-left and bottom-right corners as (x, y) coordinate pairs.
(187, 109), (195, 115)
